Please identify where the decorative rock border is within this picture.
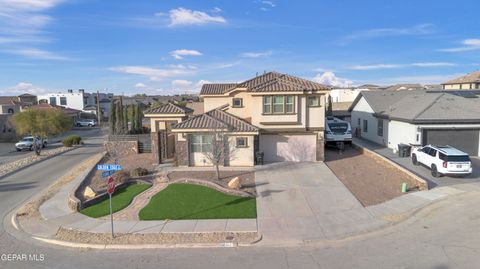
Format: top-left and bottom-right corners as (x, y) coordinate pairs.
(0, 146), (80, 179)
(352, 142), (428, 191)
(166, 177), (256, 198)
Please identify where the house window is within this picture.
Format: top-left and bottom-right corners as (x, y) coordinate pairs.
(357, 118), (361, 126)
(262, 95), (295, 114)
(263, 96), (272, 114)
(232, 98), (243, 108)
(190, 134), (212, 153)
(49, 97), (56, 106)
(60, 97), (67, 106)
(308, 96), (320, 107)
(363, 119), (368, 132)
(273, 96), (284, 113)
(286, 96), (294, 113)
(7, 108), (14, 114)
(236, 137), (248, 148)
(377, 119), (383, 136)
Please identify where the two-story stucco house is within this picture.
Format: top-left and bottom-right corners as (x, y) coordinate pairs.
(145, 71), (330, 166)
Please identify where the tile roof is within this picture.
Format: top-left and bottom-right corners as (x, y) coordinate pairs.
(200, 71), (330, 95)
(185, 102), (204, 115)
(443, 71), (480, 85)
(384, 84), (425, 91)
(0, 96), (19, 105)
(352, 90), (480, 123)
(144, 102), (193, 115)
(173, 107), (259, 132)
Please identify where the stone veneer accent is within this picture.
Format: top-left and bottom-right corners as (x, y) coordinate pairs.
(151, 132), (160, 164)
(316, 137), (325, 161)
(175, 139), (189, 166)
(104, 141), (138, 156)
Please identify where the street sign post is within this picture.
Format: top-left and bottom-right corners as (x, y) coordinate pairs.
(107, 177), (116, 238)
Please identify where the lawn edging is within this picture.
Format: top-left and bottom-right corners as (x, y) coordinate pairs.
(352, 142), (428, 191)
(166, 177), (255, 198)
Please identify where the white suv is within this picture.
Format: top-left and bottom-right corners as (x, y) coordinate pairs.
(411, 145), (473, 177)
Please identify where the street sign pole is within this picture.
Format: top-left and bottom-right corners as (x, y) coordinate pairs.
(109, 193), (114, 238)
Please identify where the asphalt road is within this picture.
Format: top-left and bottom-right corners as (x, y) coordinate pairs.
(0, 128), (103, 166)
(2, 134), (480, 268)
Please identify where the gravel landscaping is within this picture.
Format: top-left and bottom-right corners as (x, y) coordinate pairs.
(325, 146), (419, 206)
(167, 170), (256, 195)
(139, 183), (257, 220)
(0, 146), (76, 178)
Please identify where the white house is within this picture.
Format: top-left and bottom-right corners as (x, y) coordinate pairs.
(350, 90), (480, 156)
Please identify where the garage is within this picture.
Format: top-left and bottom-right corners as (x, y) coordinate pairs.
(422, 129), (480, 156)
(259, 134), (317, 163)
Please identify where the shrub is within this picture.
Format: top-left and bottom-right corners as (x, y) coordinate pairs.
(62, 135), (82, 147)
(113, 171), (130, 184)
(130, 167), (149, 177)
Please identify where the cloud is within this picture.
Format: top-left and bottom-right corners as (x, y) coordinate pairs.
(439, 38), (480, 52)
(170, 49), (202, 60)
(171, 79), (192, 88)
(7, 48), (69, 60)
(0, 0), (67, 59)
(339, 23), (435, 44)
(134, 83), (147, 88)
(313, 72), (353, 87)
(350, 62), (457, 70)
(109, 65), (195, 81)
(3, 82), (47, 95)
(241, 50), (273, 58)
(255, 0), (276, 11)
(168, 7), (226, 27)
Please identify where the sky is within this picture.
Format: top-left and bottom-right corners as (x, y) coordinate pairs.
(0, 0), (479, 96)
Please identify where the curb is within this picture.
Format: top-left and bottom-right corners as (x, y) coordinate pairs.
(0, 146), (80, 180)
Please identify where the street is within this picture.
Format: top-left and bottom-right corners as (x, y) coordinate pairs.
(0, 131), (480, 268)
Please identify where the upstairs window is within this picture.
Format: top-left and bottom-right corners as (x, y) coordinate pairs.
(308, 96), (320, 107)
(263, 95), (295, 114)
(232, 98), (243, 108)
(49, 97), (56, 106)
(60, 97), (67, 106)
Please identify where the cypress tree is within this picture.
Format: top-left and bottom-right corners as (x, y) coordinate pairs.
(123, 104), (128, 134)
(137, 104), (143, 133)
(109, 99), (116, 134)
(118, 96), (124, 134)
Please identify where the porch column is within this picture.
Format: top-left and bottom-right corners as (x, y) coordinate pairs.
(175, 134), (189, 166)
(316, 132), (325, 161)
(151, 132), (161, 164)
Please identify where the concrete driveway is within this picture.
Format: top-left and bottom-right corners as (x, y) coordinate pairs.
(353, 138), (480, 190)
(255, 162), (386, 245)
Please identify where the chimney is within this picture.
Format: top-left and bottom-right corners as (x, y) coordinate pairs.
(79, 89), (85, 94)
(67, 89), (73, 93)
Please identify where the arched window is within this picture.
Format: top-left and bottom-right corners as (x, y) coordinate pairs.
(7, 108), (14, 114)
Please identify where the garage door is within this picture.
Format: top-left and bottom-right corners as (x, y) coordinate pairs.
(422, 129), (480, 156)
(259, 134), (317, 163)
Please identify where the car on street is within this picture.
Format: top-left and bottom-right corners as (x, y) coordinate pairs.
(411, 145), (473, 177)
(76, 119), (96, 127)
(15, 136), (46, 151)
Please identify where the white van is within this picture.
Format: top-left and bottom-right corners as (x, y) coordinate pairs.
(325, 116), (352, 144)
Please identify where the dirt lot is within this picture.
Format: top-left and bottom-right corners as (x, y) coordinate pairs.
(325, 146), (419, 206)
(168, 170), (256, 195)
(85, 153), (157, 193)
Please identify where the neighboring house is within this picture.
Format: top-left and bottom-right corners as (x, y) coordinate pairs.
(0, 114), (17, 142)
(350, 90), (480, 156)
(145, 71), (330, 166)
(331, 102), (353, 121)
(26, 103), (82, 123)
(384, 84), (426, 91)
(442, 71), (480, 90)
(328, 88), (365, 103)
(0, 99), (22, 115)
(38, 89), (114, 117)
(185, 102), (204, 115)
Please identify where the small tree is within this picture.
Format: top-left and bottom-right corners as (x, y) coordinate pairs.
(327, 95), (333, 117)
(11, 109), (72, 155)
(109, 99), (116, 134)
(201, 123), (238, 181)
(136, 104), (143, 133)
(123, 104), (128, 134)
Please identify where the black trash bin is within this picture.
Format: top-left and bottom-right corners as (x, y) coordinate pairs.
(255, 152), (264, 165)
(398, 144), (411, 157)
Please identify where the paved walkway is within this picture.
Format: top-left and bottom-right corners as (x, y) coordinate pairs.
(353, 138), (480, 190)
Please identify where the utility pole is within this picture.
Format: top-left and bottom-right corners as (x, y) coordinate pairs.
(96, 90), (101, 126)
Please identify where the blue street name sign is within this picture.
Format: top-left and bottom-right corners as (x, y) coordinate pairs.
(102, 170), (115, 178)
(97, 164), (122, 171)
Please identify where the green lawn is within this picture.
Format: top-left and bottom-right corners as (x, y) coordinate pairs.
(80, 183), (151, 218)
(139, 183), (256, 220)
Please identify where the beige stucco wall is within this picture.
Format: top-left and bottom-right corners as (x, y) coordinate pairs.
(443, 83), (480, 90)
(149, 117), (183, 132)
(227, 135), (254, 166)
(307, 94), (325, 129)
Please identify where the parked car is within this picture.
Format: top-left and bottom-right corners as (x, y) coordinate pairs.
(411, 145), (473, 177)
(76, 119), (96, 127)
(15, 136), (45, 151)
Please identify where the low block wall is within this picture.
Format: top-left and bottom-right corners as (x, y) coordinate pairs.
(352, 142), (428, 191)
(104, 141), (138, 156)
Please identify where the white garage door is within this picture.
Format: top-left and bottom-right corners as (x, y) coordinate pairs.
(259, 134), (317, 163)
